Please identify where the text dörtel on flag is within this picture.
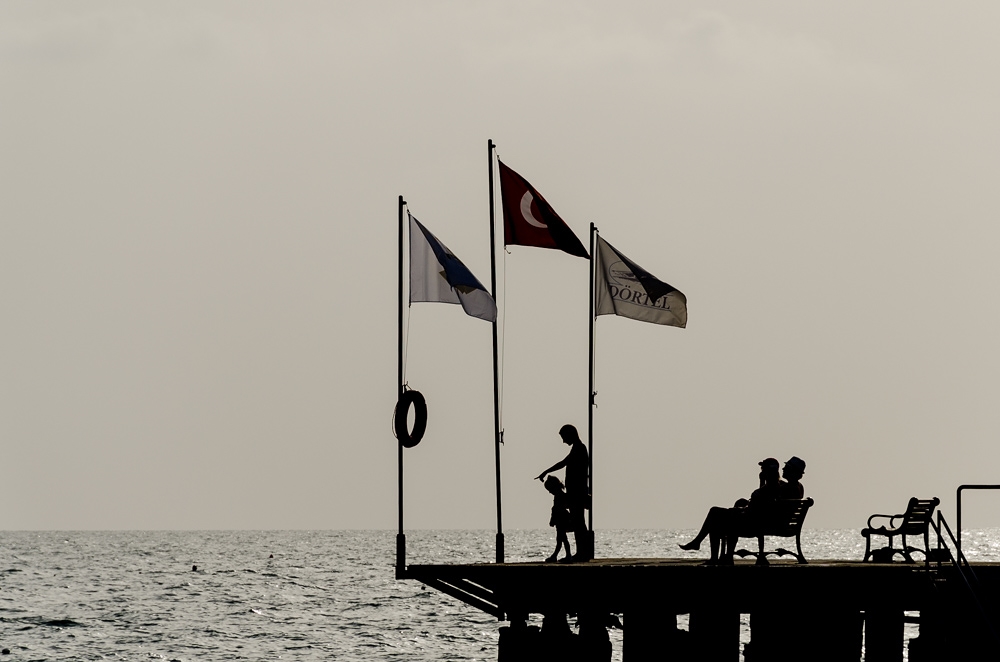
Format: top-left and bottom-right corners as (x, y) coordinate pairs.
(594, 235), (687, 328)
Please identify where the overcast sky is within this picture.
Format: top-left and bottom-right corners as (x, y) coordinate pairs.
(4, 2), (1000, 537)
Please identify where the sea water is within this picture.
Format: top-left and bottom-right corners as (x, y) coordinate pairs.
(2, 529), (999, 661)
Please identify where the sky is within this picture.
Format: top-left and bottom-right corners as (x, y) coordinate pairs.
(3, 2), (1000, 537)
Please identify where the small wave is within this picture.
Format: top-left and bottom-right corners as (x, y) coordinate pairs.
(40, 618), (84, 628)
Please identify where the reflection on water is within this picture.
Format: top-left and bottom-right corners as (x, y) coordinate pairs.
(1, 529), (996, 661)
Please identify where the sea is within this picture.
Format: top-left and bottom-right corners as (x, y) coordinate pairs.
(3, 528), (1000, 661)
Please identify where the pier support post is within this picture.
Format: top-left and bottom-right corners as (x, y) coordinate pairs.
(908, 606), (946, 661)
(690, 609), (739, 662)
(865, 609), (903, 662)
(748, 608), (861, 662)
(578, 612), (613, 662)
(626, 610), (688, 660)
(746, 609), (779, 661)
(498, 615), (540, 662)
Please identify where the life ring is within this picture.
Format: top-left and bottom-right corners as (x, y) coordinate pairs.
(394, 390), (427, 448)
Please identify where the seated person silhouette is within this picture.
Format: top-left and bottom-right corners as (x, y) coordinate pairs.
(778, 456), (806, 498)
(543, 476), (572, 562)
(679, 458), (786, 564)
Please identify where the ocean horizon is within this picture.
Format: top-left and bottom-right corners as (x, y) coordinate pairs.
(3, 528), (997, 661)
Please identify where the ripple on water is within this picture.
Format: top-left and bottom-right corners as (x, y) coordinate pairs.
(3, 529), (1000, 660)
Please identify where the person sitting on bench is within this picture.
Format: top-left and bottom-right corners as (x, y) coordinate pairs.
(778, 456), (806, 499)
(679, 458), (789, 564)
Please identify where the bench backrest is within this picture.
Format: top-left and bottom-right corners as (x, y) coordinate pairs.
(898, 497), (940, 535)
(758, 498), (814, 537)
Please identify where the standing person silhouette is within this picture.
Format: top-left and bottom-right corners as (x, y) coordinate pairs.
(542, 476), (572, 562)
(537, 424), (591, 561)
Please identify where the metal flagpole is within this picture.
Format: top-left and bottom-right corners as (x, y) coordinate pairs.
(588, 223), (597, 541)
(396, 195), (406, 578)
(488, 140), (504, 564)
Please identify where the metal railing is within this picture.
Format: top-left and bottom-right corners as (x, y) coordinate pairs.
(956, 484), (1000, 556)
(928, 510), (999, 646)
(929, 511), (977, 581)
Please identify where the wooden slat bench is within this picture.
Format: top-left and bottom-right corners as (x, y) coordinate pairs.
(733, 498), (814, 565)
(861, 496), (940, 562)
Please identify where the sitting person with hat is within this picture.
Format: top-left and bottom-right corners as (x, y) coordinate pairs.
(779, 456), (806, 499)
(679, 458), (791, 564)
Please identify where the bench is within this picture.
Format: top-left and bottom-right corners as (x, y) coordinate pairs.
(861, 497), (940, 562)
(733, 498), (814, 565)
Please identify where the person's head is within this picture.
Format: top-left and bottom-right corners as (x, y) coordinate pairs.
(758, 457), (780, 482)
(558, 424), (580, 445)
(782, 456), (806, 482)
(544, 475), (564, 495)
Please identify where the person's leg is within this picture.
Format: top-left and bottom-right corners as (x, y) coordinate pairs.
(708, 530), (721, 562)
(557, 528), (571, 558)
(568, 500), (592, 561)
(547, 532), (562, 562)
(680, 506), (726, 550)
(719, 534), (734, 564)
(720, 508), (741, 564)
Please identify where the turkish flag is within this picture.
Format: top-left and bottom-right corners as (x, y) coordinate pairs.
(498, 160), (589, 259)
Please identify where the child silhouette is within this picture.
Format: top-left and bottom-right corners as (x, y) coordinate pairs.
(544, 476), (573, 562)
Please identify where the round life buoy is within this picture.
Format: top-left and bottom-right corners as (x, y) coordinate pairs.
(394, 390), (427, 448)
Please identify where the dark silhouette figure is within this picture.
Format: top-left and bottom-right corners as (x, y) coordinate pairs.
(537, 424), (591, 561)
(679, 458), (787, 564)
(543, 476), (572, 562)
(779, 456), (806, 498)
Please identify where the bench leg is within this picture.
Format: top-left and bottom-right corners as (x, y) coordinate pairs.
(900, 534), (914, 563)
(795, 532), (807, 564)
(755, 536), (768, 566)
(863, 534), (872, 562)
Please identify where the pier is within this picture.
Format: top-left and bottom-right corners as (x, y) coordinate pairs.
(402, 556), (1000, 660)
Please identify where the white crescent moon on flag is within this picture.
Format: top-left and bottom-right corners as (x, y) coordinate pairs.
(519, 191), (548, 228)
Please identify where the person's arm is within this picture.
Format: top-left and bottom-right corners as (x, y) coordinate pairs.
(536, 455), (569, 481)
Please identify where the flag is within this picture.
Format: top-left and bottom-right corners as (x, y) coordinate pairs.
(594, 235), (687, 328)
(409, 213), (497, 322)
(498, 160), (589, 259)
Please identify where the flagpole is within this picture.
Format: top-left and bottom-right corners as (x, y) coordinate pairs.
(488, 139), (504, 564)
(396, 194), (406, 578)
(588, 223), (597, 540)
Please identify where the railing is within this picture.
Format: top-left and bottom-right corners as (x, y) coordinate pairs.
(929, 511), (977, 581)
(956, 484), (1000, 556)
(928, 510), (999, 646)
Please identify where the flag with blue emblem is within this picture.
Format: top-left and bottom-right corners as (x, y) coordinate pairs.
(409, 213), (497, 322)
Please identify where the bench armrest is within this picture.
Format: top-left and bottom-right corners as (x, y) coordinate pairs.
(866, 513), (904, 529)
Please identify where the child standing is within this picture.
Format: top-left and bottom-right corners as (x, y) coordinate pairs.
(543, 476), (572, 562)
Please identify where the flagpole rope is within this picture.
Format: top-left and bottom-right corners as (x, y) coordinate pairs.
(592, 321), (598, 406)
(495, 147), (506, 435)
(402, 305), (411, 386)
(401, 205), (411, 387)
(499, 248), (507, 430)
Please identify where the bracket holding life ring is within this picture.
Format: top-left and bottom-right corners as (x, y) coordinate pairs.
(394, 389), (427, 448)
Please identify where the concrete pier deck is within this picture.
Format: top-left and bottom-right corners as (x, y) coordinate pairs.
(403, 558), (1000, 660)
